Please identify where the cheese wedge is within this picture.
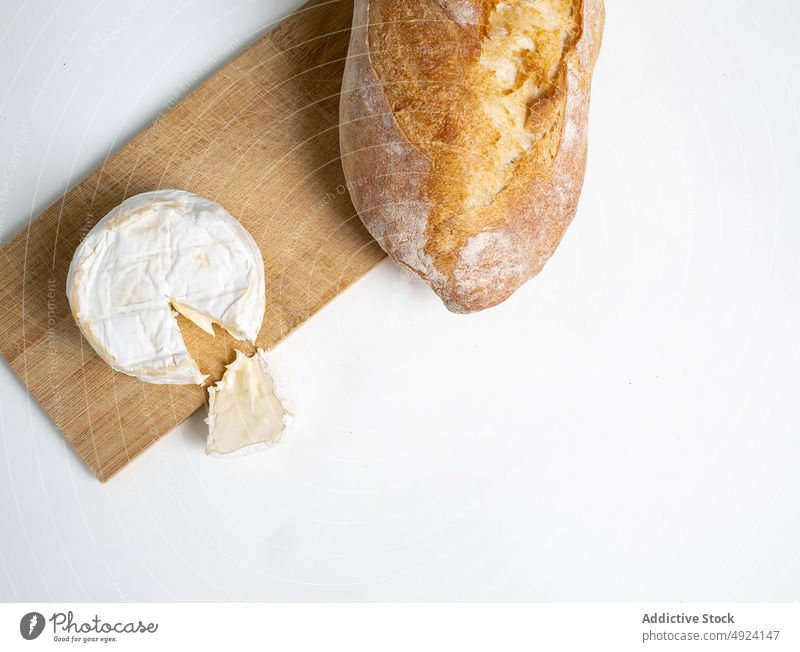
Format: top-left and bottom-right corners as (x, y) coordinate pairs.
(205, 349), (289, 457)
(67, 190), (265, 384)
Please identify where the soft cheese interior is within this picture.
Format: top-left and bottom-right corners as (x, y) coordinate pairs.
(205, 349), (288, 457)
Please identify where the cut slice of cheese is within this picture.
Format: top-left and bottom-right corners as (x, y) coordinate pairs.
(205, 349), (289, 457)
(171, 301), (217, 337)
(67, 190), (265, 384)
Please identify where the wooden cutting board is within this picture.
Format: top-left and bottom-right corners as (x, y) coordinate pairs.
(0, 0), (383, 482)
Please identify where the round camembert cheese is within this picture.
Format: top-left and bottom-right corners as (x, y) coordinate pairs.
(67, 190), (265, 384)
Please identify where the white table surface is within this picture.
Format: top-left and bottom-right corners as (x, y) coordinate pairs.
(1, 0), (799, 602)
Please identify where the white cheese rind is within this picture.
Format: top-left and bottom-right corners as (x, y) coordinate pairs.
(205, 349), (289, 458)
(66, 190), (265, 384)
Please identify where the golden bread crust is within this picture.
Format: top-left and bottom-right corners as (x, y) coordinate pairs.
(340, 0), (605, 312)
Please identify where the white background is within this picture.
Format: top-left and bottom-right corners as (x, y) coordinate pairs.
(1, 0), (799, 602)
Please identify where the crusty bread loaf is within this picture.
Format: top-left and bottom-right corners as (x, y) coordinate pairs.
(339, 0), (604, 312)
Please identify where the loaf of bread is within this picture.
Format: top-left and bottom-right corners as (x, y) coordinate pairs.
(339, 0), (604, 312)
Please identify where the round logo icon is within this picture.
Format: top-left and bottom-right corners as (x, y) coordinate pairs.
(20, 612), (45, 640)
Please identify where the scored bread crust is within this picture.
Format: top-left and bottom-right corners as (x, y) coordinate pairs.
(340, 0), (605, 313)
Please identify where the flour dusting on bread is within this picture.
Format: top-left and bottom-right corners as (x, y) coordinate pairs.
(340, 0), (604, 312)
(436, 0), (484, 26)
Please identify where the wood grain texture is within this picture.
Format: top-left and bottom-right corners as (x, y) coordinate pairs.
(0, 0), (381, 482)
